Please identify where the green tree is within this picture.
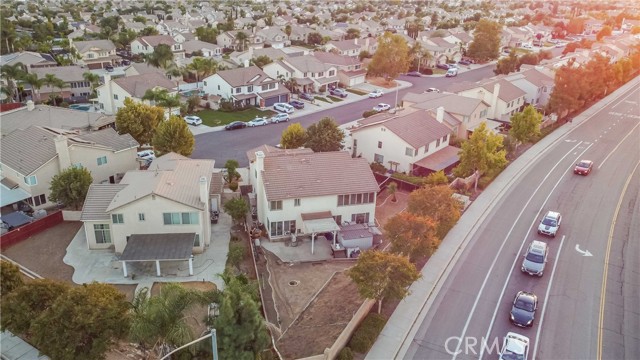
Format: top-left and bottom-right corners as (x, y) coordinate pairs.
(509, 105), (542, 151)
(214, 274), (270, 360)
(407, 185), (462, 240)
(224, 159), (240, 183)
(280, 122), (307, 149)
(251, 55), (273, 68)
(348, 250), (421, 313)
(30, 283), (130, 360)
(453, 122), (508, 191)
(140, 26), (159, 36)
(425, 170), (449, 186)
(145, 43), (175, 70)
(235, 31), (249, 51)
(115, 29), (137, 48)
(187, 94), (200, 113)
(21, 72), (43, 103)
(115, 98), (164, 146)
(494, 51), (519, 75)
(187, 57), (218, 83)
(467, 19), (501, 61)
(284, 24), (292, 38)
(223, 197), (249, 224)
(42, 73), (65, 106)
(385, 212), (439, 262)
(345, 28), (361, 40)
(152, 115), (195, 156)
(547, 60), (585, 115)
(83, 71), (101, 98)
(307, 32), (323, 45)
(130, 284), (209, 358)
(0, 261), (24, 297)
(49, 166), (93, 210)
(195, 26), (218, 43)
(305, 117), (344, 152)
(1, 62), (25, 102)
(367, 32), (411, 82)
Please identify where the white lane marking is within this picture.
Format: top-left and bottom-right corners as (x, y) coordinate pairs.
(450, 141), (585, 360)
(533, 234), (567, 360)
(478, 143), (593, 360)
(575, 244), (593, 257)
(612, 88), (639, 109)
(598, 121), (640, 169)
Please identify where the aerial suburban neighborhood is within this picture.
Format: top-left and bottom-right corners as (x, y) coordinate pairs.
(1, 0), (639, 359)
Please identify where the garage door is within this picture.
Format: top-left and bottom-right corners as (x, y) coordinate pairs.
(87, 63), (103, 70)
(264, 96), (279, 107)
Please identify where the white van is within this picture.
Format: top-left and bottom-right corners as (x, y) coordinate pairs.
(446, 68), (458, 77)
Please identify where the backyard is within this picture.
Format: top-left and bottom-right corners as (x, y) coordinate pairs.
(195, 108), (277, 127)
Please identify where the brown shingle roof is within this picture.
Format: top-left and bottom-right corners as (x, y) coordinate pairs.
(482, 79), (526, 102)
(81, 184), (129, 221)
(73, 39), (116, 53)
(113, 73), (175, 98)
(137, 35), (178, 47)
(404, 92), (487, 117)
(216, 66), (276, 87)
(381, 110), (451, 148)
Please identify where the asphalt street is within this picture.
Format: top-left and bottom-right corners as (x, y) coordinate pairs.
(402, 84), (640, 360)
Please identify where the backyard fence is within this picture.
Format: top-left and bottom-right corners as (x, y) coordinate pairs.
(0, 210), (64, 250)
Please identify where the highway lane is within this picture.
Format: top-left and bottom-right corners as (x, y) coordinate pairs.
(404, 84), (640, 360)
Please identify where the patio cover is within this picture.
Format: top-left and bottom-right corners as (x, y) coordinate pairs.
(232, 93), (257, 101)
(301, 211), (340, 234)
(0, 184), (31, 207)
(413, 146), (461, 172)
(293, 77), (314, 85)
(1, 211), (33, 228)
(120, 233), (195, 261)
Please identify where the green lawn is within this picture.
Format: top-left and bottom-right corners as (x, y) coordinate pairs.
(327, 95), (344, 102)
(314, 96), (331, 103)
(432, 68), (447, 75)
(195, 108), (277, 127)
(346, 88), (368, 96)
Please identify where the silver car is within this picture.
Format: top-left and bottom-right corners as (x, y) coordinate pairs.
(537, 211), (561, 237)
(521, 240), (548, 277)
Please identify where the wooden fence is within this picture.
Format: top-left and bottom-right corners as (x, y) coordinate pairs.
(0, 211), (64, 249)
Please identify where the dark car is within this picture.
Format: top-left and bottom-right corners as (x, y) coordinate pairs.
(406, 71), (422, 77)
(436, 63), (450, 70)
(225, 121), (247, 130)
(459, 59), (471, 65)
(121, 59), (131, 66)
(510, 291), (538, 327)
(299, 92), (314, 101)
(289, 100), (305, 109)
(574, 160), (593, 175)
(104, 64), (114, 72)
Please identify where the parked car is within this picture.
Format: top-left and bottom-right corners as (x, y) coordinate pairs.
(247, 117), (269, 127)
(424, 88), (440, 93)
(274, 102), (294, 113)
(373, 103), (391, 112)
(574, 160), (593, 175)
(436, 63), (450, 70)
(446, 68), (458, 77)
(329, 88), (348, 98)
(270, 113), (290, 123)
(225, 121), (247, 130)
(289, 100), (305, 109)
(537, 211), (562, 237)
(299, 92), (314, 101)
(510, 291), (538, 327)
(405, 71), (422, 77)
(458, 59), (471, 66)
(499, 333), (530, 360)
(368, 89), (383, 98)
(105, 64), (114, 72)
(521, 240), (548, 277)
(121, 59), (131, 66)
(137, 150), (155, 159)
(184, 115), (203, 126)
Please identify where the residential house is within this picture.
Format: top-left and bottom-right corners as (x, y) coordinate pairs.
(96, 73), (178, 116)
(80, 153), (217, 273)
(349, 109), (459, 175)
(202, 66), (290, 108)
(325, 38), (378, 57)
(584, 19), (605, 35)
(262, 55), (339, 93)
(122, 21), (146, 33)
(131, 35), (186, 59)
(504, 67), (555, 107)
(216, 30), (261, 50)
(246, 147), (380, 250)
(420, 37), (462, 66)
(312, 51), (366, 87)
(173, 32), (197, 43)
(288, 25), (313, 42)
(123, 62), (166, 77)
(447, 79), (527, 123)
(255, 27), (290, 49)
(182, 40), (223, 58)
(0, 126), (138, 210)
(29, 65), (93, 102)
(72, 40), (120, 70)
(228, 47), (290, 68)
(504, 26), (534, 48)
(0, 51), (58, 70)
(358, 20), (384, 36)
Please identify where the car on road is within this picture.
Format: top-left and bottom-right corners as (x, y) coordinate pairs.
(406, 71), (422, 77)
(436, 63), (450, 70)
(424, 88), (440, 93)
(247, 117), (269, 127)
(373, 103), (391, 112)
(537, 211), (561, 237)
(299, 92), (314, 101)
(274, 102), (294, 113)
(499, 332), (530, 360)
(225, 121), (247, 130)
(270, 113), (290, 123)
(510, 291), (538, 327)
(574, 160), (593, 175)
(289, 100), (305, 109)
(184, 115), (203, 126)
(458, 59), (472, 66)
(137, 150), (155, 160)
(329, 88), (348, 98)
(368, 89), (383, 98)
(446, 68), (458, 77)
(521, 240), (548, 277)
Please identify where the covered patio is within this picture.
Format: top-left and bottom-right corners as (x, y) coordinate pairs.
(119, 233), (195, 278)
(301, 211), (340, 254)
(412, 145), (460, 176)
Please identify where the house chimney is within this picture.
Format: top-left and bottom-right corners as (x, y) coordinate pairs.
(490, 83), (501, 118)
(244, 59), (250, 68)
(436, 106), (445, 123)
(26, 100), (35, 111)
(199, 176), (209, 205)
(54, 135), (71, 169)
(254, 151), (265, 222)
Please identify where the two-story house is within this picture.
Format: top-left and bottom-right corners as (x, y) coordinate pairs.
(246, 146), (380, 251)
(216, 30), (261, 50)
(29, 65), (93, 102)
(0, 126), (138, 210)
(504, 67), (555, 107)
(324, 38), (378, 57)
(72, 40), (120, 69)
(202, 66), (290, 108)
(80, 153), (216, 276)
(447, 79), (527, 123)
(420, 37), (461, 66)
(312, 51), (366, 87)
(182, 40), (223, 58)
(255, 27), (290, 49)
(131, 35), (186, 59)
(262, 55), (339, 93)
(96, 73), (178, 116)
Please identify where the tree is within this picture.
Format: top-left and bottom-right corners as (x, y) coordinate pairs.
(187, 94), (200, 113)
(152, 115), (194, 156)
(21, 72), (43, 103)
(0, 261), (24, 297)
(115, 29), (137, 48)
(385, 212), (439, 262)
(453, 122), (507, 191)
(130, 284), (209, 358)
(83, 71), (101, 98)
(407, 185), (462, 240)
(187, 57), (218, 84)
(284, 24), (292, 37)
(195, 26), (218, 43)
(348, 250), (421, 313)
(345, 28), (361, 40)
(425, 170), (449, 186)
(49, 166), (93, 210)
(235, 31), (249, 51)
(115, 98), (164, 146)
(251, 55), (273, 68)
(1, 62), (25, 102)
(387, 182), (398, 202)
(140, 26), (159, 36)
(305, 117), (345, 152)
(223, 159), (240, 184)
(30, 283), (130, 360)
(494, 51), (519, 75)
(307, 32), (323, 45)
(631, 26), (640, 35)
(367, 32), (410, 82)
(509, 105), (542, 150)
(145, 43), (175, 70)
(467, 19), (501, 61)
(214, 274), (270, 360)
(280, 122), (307, 149)
(42, 73), (65, 106)
(223, 197), (249, 224)
(547, 60), (585, 115)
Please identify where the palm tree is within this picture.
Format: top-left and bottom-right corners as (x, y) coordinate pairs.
(83, 72), (101, 98)
(187, 57), (218, 87)
(42, 74), (66, 106)
(165, 67), (185, 92)
(235, 31), (249, 51)
(145, 44), (175, 70)
(142, 88), (181, 115)
(1, 62), (25, 102)
(21, 73), (44, 103)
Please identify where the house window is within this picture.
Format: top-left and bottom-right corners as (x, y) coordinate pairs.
(194, 234), (200, 247)
(443, 134), (448, 142)
(30, 194), (46, 206)
(294, 198), (301, 207)
(114, 94), (118, 100)
(351, 212), (370, 224)
(329, 70), (335, 76)
(414, 149), (418, 156)
(270, 200), (282, 211)
(463, 116), (469, 123)
(24, 175), (37, 186)
(270, 220), (296, 237)
(424, 143), (430, 153)
(333, 215), (342, 225)
(112, 214), (124, 224)
(94, 224), (112, 244)
(374, 153), (384, 163)
(97, 156), (108, 166)
(405, 147), (413, 156)
(247, 85), (253, 92)
(436, 139), (440, 147)
(235, 87), (241, 93)
(377, 141), (382, 149)
(163, 212), (199, 225)
(138, 213), (145, 221)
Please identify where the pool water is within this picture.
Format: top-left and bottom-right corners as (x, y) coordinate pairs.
(69, 104), (92, 111)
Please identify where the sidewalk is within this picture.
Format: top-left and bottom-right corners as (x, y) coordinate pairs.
(366, 75), (640, 359)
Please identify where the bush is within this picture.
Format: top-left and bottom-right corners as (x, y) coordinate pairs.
(370, 162), (387, 174)
(348, 313), (387, 353)
(337, 347), (354, 360)
(363, 110), (378, 118)
(420, 68), (433, 75)
(391, 172), (428, 186)
(227, 243), (245, 268)
(228, 181), (239, 192)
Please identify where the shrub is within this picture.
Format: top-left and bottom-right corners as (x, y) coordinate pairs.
(363, 110), (378, 118)
(337, 347), (354, 360)
(227, 243), (245, 268)
(228, 181), (239, 192)
(478, 176), (492, 189)
(370, 162), (387, 174)
(421, 68), (433, 75)
(348, 313), (387, 353)
(391, 172), (428, 186)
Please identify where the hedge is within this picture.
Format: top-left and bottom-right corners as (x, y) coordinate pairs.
(348, 313), (388, 353)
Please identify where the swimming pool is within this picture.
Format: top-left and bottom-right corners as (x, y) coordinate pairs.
(69, 104), (92, 111)
(180, 90), (205, 97)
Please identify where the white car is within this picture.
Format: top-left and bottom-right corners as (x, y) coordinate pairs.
(499, 332), (529, 360)
(373, 103), (391, 112)
(247, 117), (269, 127)
(537, 210), (561, 237)
(184, 115), (203, 126)
(368, 89), (383, 98)
(270, 113), (290, 123)
(136, 150), (155, 160)
(273, 103), (294, 113)
(424, 88), (440, 93)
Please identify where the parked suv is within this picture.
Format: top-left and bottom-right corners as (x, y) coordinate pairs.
(329, 88), (348, 98)
(537, 211), (561, 237)
(274, 103), (294, 113)
(521, 240), (548, 277)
